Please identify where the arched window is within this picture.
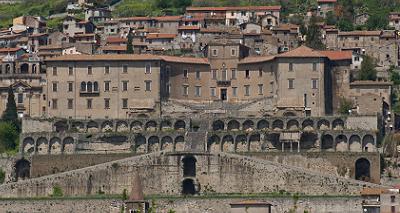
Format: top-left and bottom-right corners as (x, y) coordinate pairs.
(80, 82), (86, 91)
(93, 81), (98, 92)
(5, 64), (10, 74)
(87, 81), (92, 92)
(32, 64), (37, 74)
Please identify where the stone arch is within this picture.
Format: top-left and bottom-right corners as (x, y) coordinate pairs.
(182, 155), (197, 177)
(227, 120), (240, 131)
(161, 136), (173, 151)
(302, 119), (314, 131)
(249, 134), (261, 152)
(362, 135), (375, 152)
(174, 136), (185, 151)
(87, 121), (99, 133)
(257, 119), (269, 130)
(161, 120), (172, 130)
(212, 120), (224, 131)
(20, 63), (29, 74)
(101, 120), (113, 132)
(321, 134), (334, 151)
(272, 119), (284, 130)
(134, 135), (146, 153)
(5, 64), (11, 73)
(54, 120), (68, 133)
(15, 159), (30, 181)
(22, 137), (35, 154)
(317, 119), (330, 130)
(131, 121), (143, 132)
(287, 119), (299, 130)
(174, 120), (186, 130)
(145, 120), (157, 131)
(182, 178), (196, 195)
(266, 133), (280, 151)
(243, 120), (255, 131)
(71, 121), (85, 132)
(207, 135), (220, 152)
(349, 135), (362, 152)
(147, 136), (160, 152)
(355, 158), (370, 182)
(300, 132), (318, 150)
(335, 135), (348, 152)
(332, 119), (345, 130)
(235, 135), (248, 152)
(116, 121), (129, 132)
(222, 135), (234, 152)
(36, 137), (48, 154)
(49, 137), (62, 154)
(62, 137), (74, 153)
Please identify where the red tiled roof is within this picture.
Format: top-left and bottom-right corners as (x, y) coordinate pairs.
(178, 26), (201, 30)
(320, 50), (352, 61)
(187, 6), (281, 11)
(238, 55), (275, 64)
(278, 45), (324, 58)
(272, 23), (299, 31)
(38, 45), (62, 50)
(116, 17), (152, 22)
(101, 45), (127, 51)
(106, 36), (127, 44)
(46, 54), (161, 62)
(0, 47), (23, 53)
(161, 55), (209, 64)
(153, 16), (182, 22)
(146, 33), (176, 39)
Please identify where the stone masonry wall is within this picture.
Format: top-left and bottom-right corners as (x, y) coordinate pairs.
(22, 119), (53, 134)
(0, 197), (364, 213)
(0, 155), (16, 183)
(0, 152), (379, 198)
(346, 116), (378, 130)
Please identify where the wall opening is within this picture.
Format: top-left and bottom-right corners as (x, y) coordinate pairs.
(15, 159), (30, 181)
(182, 155), (196, 177)
(182, 178), (196, 195)
(355, 158), (371, 182)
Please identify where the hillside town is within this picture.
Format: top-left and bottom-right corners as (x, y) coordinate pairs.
(0, 0), (400, 212)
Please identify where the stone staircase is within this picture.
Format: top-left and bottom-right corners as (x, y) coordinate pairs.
(183, 119), (209, 152)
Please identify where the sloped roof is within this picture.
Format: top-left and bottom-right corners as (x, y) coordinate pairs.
(338, 31), (381, 36)
(277, 45), (325, 58)
(319, 50), (352, 61)
(238, 55), (275, 64)
(146, 33), (176, 39)
(187, 6), (281, 11)
(46, 54), (161, 62)
(161, 55), (209, 64)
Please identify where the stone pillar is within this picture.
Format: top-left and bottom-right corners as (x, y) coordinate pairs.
(290, 141), (293, 152)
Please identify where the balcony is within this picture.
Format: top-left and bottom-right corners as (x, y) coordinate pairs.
(217, 80), (231, 87)
(80, 90), (100, 97)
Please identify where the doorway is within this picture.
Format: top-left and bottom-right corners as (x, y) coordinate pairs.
(220, 89), (227, 101)
(182, 178), (196, 195)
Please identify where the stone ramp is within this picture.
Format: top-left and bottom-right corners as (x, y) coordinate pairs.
(0, 151), (383, 198)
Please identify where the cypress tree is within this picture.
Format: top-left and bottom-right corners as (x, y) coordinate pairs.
(127, 28), (134, 54)
(305, 16), (326, 50)
(2, 86), (17, 123)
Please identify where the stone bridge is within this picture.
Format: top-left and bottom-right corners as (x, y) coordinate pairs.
(0, 151), (381, 198)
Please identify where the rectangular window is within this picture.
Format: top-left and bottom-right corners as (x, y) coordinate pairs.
(68, 82), (73, 92)
(210, 87), (216, 97)
(232, 87), (238, 97)
(212, 49), (218, 56)
(231, 69), (237, 79)
(183, 85), (189, 96)
(312, 79), (318, 89)
(52, 99), (57, 109)
(195, 86), (201, 97)
(122, 98), (128, 109)
(122, 81), (128, 91)
(105, 65), (110, 74)
(288, 79), (294, 89)
(183, 69), (188, 78)
(391, 195), (396, 203)
(270, 82), (274, 94)
(67, 99), (73, 109)
(17, 93), (23, 104)
(87, 99), (92, 109)
(145, 80), (152, 91)
(68, 66), (73, 75)
(245, 70), (250, 79)
(289, 63), (293, 71)
(104, 81), (110, 92)
(122, 65), (128, 73)
(145, 63), (151, 74)
(222, 69), (227, 81)
(313, 63), (317, 71)
(52, 67), (57, 76)
(259, 68), (263, 77)
(195, 70), (200, 79)
(52, 82), (58, 92)
(212, 70), (217, 79)
(87, 66), (92, 75)
(258, 84), (263, 95)
(392, 206), (395, 213)
(231, 48), (236, 56)
(244, 85), (250, 96)
(104, 98), (110, 109)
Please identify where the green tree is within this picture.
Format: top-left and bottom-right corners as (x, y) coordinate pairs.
(337, 18), (354, 31)
(339, 97), (353, 115)
(2, 86), (19, 132)
(127, 28), (134, 54)
(367, 14), (389, 30)
(359, 56), (377, 81)
(305, 16), (325, 50)
(0, 122), (18, 153)
(325, 11), (337, 25)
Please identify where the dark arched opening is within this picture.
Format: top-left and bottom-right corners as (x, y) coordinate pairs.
(182, 178), (196, 195)
(15, 159), (31, 181)
(355, 158), (371, 182)
(212, 120), (224, 131)
(182, 155), (197, 177)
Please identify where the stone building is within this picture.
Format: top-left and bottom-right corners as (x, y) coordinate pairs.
(389, 12), (400, 30)
(62, 16), (96, 37)
(317, 0), (337, 18)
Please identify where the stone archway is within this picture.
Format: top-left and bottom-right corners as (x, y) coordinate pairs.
(22, 137), (34, 154)
(321, 134), (334, 151)
(134, 135), (146, 153)
(257, 119), (269, 130)
(174, 120), (186, 130)
(355, 158), (371, 182)
(243, 120), (254, 131)
(182, 155), (196, 177)
(335, 135), (348, 152)
(227, 120), (240, 131)
(362, 135), (375, 152)
(349, 135), (362, 152)
(207, 135), (220, 152)
(182, 178), (196, 195)
(272, 119), (284, 130)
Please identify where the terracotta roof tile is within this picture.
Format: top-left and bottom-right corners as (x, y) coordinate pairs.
(46, 54), (161, 62)
(106, 36), (127, 44)
(161, 55), (209, 64)
(146, 33), (176, 39)
(239, 55), (275, 64)
(187, 6), (281, 11)
(319, 50), (352, 61)
(0, 47), (23, 53)
(101, 45), (127, 51)
(178, 26), (201, 30)
(153, 16), (182, 22)
(278, 45), (324, 58)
